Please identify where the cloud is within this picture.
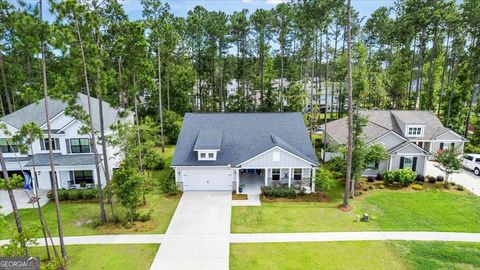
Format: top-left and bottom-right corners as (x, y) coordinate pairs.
(242, 0), (255, 3)
(266, 0), (285, 4)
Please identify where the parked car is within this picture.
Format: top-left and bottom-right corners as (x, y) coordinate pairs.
(462, 154), (480, 176)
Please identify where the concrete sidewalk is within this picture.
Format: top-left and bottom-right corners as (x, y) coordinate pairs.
(150, 192), (232, 270)
(231, 194), (261, 206)
(230, 231), (480, 243)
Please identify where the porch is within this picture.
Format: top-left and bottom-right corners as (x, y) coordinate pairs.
(236, 168), (315, 194)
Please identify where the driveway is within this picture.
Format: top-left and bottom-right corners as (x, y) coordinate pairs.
(426, 161), (480, 196)
(0, 189), (50, 215)
(150, 192), (232, 270)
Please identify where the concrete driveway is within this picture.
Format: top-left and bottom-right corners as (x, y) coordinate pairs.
(0, 189), (50, 215)
(426, 161), (480, 196)
(150, 192), (232, 270)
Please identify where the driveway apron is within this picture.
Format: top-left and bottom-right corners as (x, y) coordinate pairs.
(150, 191), (231, 270)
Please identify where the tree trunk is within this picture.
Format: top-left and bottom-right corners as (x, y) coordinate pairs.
(118, 58), (126, 109)
(330, 22), (339, 120)
(157, 46), (166, 153)
(344, 0), (353, 208)
(0, 49), (13, 114)
(425, 26), (439, 110)
(437, 32), (450, 116)
(323, 30), (330, 162)
(414, 29), (426, 110)
(133, 72), (146, 205)
(74, 14), (107, 224)
(98, 93), (114, 214)
(464, 37), (480, 137)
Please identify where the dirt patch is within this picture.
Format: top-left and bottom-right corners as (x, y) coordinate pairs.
(232, 193), (248, 200)
(338, 204), (352, 212)
(261, 192), (330, 203)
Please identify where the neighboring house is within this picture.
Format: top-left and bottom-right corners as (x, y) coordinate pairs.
(0, 94), (132, 190)
(172, 113), (319, 193)
(323, 110), (467, 176)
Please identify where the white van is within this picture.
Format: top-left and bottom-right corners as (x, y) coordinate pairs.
(462, 154), (480, 176)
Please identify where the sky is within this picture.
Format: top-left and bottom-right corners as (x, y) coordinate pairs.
(23, 0), (396, 23)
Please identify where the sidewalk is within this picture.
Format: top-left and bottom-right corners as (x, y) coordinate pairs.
(231, 194), (261, 206)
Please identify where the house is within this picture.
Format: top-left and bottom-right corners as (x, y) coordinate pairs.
(172, 113), (319, 193)
(323, 110), (467, 176)
(0, 94), (131, 190)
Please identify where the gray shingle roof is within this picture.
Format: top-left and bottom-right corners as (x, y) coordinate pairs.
(324, 110), (461, 144)
(172, 113), (318, 167)
(1, 93), (121, 131)
(194, 130), (223, 150)
(24, 153), (100, 167)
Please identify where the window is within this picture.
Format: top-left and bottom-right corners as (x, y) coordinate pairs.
(70, 138), (90, 153)
(0, 139), (18, 153)
(198, 151), (216, 160)
(200, 153), (206, 158)
(403, 157), (413, 169)
(73, 170), (94, 184)
(440, 142), (455, 150)
(475, 158), (480, 163)
(407, 126), (423, 136)
(43, 138), (60, 151)
(293, 169), (302, 180)
(272, 169), (280, 180)
(464, 155), (473, 161)
(208, 153), (214, 158)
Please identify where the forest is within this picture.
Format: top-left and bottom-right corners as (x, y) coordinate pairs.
(0, 0), (479, 148)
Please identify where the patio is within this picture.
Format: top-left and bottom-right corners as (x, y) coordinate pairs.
(239, 170), (264, 194)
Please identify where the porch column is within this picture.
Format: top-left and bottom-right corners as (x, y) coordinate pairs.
(264, 168), (268, 186)
(311, 168), (316, 192)
(235, 168), (240, 194)
(288, 168), (292, 187)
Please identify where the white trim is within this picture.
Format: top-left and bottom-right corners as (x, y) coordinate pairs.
(236, 146), (318, 167)
(235, 168), (240, 194)
(395, 153), (428, 156)
(433, 129), (468, 142)
(0, 121), (19, 132)
(40, 110), (66, 129)
(405, 125), (425, 137)
(171, 165), (232, 168)
(368, 130), (407, 145)
(392, 142), (430, 155)
(194, 148), (221, 151)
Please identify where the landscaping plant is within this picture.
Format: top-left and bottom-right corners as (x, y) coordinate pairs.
(434, 148), (461, 187)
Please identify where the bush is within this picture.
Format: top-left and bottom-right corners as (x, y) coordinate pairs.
(261, 186), (297, 198)
(136, 209), (153, 222)
(456, 185), (464, 191)
(329, 156), (346, 176)
(354, 191), (363, 196)
(382, 170), (396, 184)
(436, 175), (444, 182)
(367, 176), (375, 182)
(378, 184), (385, 189)
(412, 184), (423, 190)
(54, 189), (98, 201)
(161, 170), (178, 195)
(416, 174), (425, 183)
(376, 173), (383, 181)
(144, 151), (165, 171)
(428, 176), (436, 183)
(396, 169), (416, 186)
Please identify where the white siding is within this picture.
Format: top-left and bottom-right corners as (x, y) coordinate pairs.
(239, 147), (313, 168)
(372, 132), (406, 150)
(435, 130), (464, 141)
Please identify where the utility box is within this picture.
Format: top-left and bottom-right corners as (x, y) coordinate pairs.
(363, 213), (369, 222)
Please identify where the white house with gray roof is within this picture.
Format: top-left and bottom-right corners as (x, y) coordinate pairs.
(323, 110), (467, 176)
(172, 113), (319, 193)
(0, 94), (132, 190)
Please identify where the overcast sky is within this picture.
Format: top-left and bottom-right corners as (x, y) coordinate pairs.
(22, 0), (396, 22)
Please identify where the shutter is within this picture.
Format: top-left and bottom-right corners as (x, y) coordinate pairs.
(399, 157), (405, 169)
(440, 142), (444, 150)
(412, 157), (417, 172)
(69, 171), (74, 184)
(66, 139), (71, 153)
(55, 138), (60, 150)
(451, 142), (455, 149)
(40, 139), (45, 151)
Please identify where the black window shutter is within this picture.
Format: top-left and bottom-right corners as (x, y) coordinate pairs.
(66, 139), (71, 153)
(440, 142), (444, 150)
(55, 138), (60, 150)
(412, 157), (417, 171)
(400, 157), (405, 169)
(40, 139), (45, 150)
(451, 142), (455, 149)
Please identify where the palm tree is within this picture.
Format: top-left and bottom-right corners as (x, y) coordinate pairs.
(39, 0), (67, 259)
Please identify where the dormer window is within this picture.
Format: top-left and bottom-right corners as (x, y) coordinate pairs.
(406, 125), (424, 137)
(198, 150), (217, 161)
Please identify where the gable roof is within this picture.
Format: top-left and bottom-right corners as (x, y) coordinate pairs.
(1, 93), (121, 131)
(193, 129), (223, 150)
(324, 110), (458, 144)
(172, 113), (318, 167)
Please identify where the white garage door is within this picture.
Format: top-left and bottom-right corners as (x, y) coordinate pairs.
(182, 169), (233, 191)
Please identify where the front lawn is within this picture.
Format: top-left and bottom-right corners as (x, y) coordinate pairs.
(231, 241), (480, 270)
(230, 241), (407, 270)
(1, 192), (180, 239)
(232, 187), (480, 233)
(27, 244), (159, 270)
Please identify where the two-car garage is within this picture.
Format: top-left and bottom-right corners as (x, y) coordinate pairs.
(180, 169), (233, 191)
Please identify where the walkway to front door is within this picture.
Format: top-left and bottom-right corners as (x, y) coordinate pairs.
(150, 192), (232, 270)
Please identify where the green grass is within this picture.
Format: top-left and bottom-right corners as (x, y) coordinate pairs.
(230, 241), (408, 270)
(27, 244), (159, 270)
(232, 186), (480, 233)
(231, 241), (480, 270)
(149, 145), (176, 184)
(1, 192), (180, 239)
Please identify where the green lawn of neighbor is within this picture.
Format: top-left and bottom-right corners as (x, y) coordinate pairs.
(149, 145), (176, 184)
(231, 241), (480, 270)
(27, 244), (159, 270)
(232, 184), (480, 233)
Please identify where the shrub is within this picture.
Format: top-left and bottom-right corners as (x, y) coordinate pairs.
(329, 156), (346, 176)
(368, 185), (374, 190)
(367, 176), (375, 182)
(144, 151), (165, 171)
(136, 209), (153, 222)
(378, 184), (385, 189)
(54, 189), (98, 201)
(376, 173), (383, 181)
(354, 191), (363, 196)
(396, 169), (416, 186)
(436, 175), (444, 182)
(315, 168), (337, 193)
(456, 185), (464, 191)
(261, 186), (297, 198)
(428, 176), (436, 183)
(67, 190), (80, 200)
(412, 184), (423, 190)
(161, 170), (178, 195)
(416, 174), (425, 183)
(382, 170), (396, 184)
(362, 187), (368, 191)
